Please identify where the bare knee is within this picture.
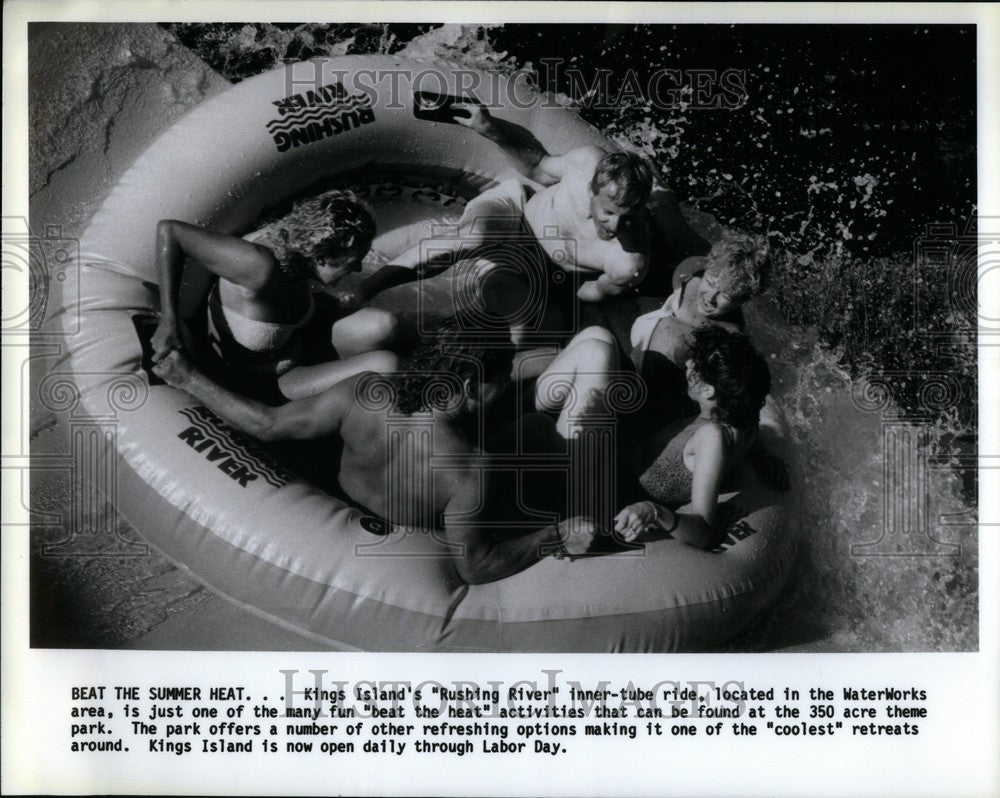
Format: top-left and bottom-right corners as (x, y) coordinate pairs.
(332, 309), (399, 356)
(366, 310), (399, 348)
(572, 325), (616, 349)
(569, 331), (617, 370)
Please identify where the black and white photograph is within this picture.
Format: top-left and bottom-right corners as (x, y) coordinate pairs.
(3, 2), (998, 795)
(21, 17), (980, 653)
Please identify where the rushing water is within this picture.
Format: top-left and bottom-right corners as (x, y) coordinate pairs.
(32, 23), (977, 650)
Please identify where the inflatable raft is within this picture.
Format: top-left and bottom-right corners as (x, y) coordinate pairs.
(50, 56), (797, 651)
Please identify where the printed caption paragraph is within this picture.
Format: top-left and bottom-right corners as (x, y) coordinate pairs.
(69, 672), (930, 757)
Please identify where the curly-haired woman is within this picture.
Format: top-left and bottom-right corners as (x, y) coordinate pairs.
(614, 326), (772, 549)
(151, 189), (398, 400)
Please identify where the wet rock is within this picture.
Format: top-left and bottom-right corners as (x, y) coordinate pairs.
(29, 22), (230, 237)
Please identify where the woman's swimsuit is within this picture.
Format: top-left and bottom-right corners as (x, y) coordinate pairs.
(631, 265), (743, 364)
(626, 267), (744, 425)
(635, 415), (752, 507)
(206, 281), (315, 376)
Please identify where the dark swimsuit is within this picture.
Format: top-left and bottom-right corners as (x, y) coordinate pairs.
(634, 415), (752, 508)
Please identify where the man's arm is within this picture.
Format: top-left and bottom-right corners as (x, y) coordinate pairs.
(355, 260), (452, 300)
(152, 351), (351, 442)
(456, 104), (604, 187)
(576, 251), (648, 302)
(443, 470), (597, 584)
(357, 204), (496, 295)
(576, 209), (651, 302)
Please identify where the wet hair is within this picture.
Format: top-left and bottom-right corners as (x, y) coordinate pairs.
(389, 318), (515, 415)
(260, 189), (376, 278)
(703, 230), (771, 305)
(589, 151), (654, 209)
(689, 327), (771, 429)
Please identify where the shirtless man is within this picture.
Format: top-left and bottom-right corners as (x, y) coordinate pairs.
(152, 320), (597, 585)
(355, 106), (654, 325)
